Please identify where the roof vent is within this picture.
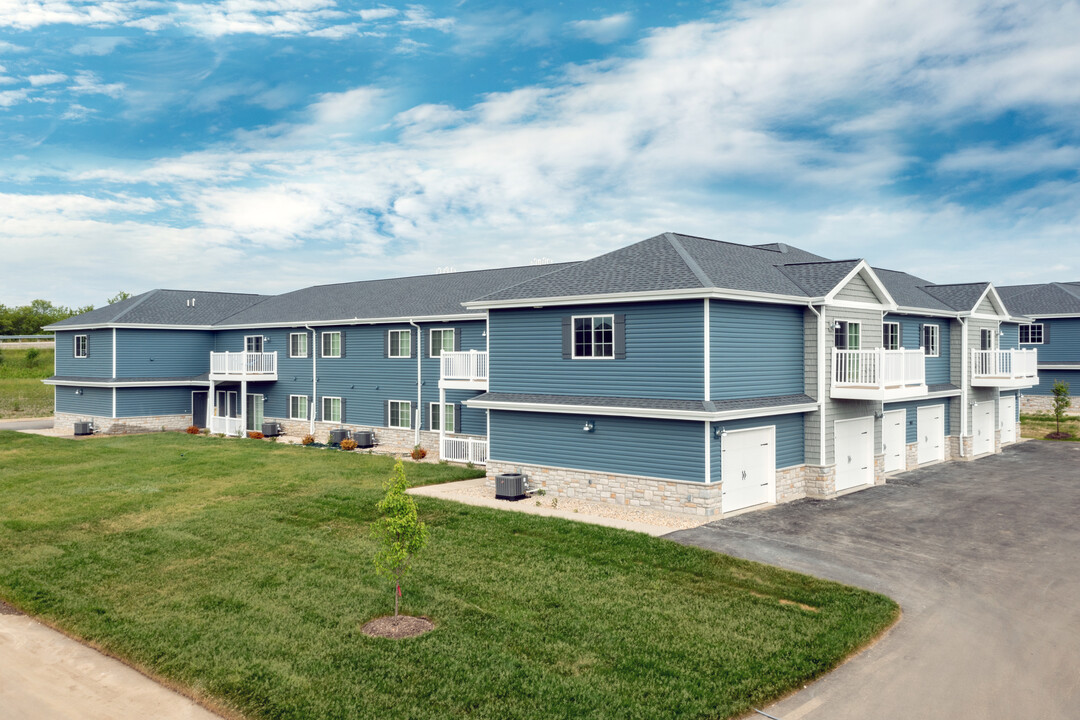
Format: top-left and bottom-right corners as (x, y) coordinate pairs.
(186, 297), (196, 308)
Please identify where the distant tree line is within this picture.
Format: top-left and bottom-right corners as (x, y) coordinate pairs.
(0, 292), (131, 336)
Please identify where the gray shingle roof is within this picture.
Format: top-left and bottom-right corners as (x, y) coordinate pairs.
(777, 260), (861, 297)
(47, 290), (269, 328)
(874, 268), (964, 312)
(216, 263), (576, 326)
(997, 282), (1080, 316)
(466, 392), (816, 415)
(927, 383), (961, 393)
(921, 283), (990, 312)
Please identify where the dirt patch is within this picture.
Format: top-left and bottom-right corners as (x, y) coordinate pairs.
(361, 615), (434, 639)
(0, 599), (24, 615)
(1045, 432), (1076, 440)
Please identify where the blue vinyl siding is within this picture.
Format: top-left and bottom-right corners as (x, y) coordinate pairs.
(489, 410), (705, 483)
(1000, 323), (1019, 350)
(1024, 317), (1080, 362)
(711, 300), (804, 399)
(116, 330), (214, 377)
(489, 301), (704, 400)
(55, 329), (112, 377)
(445, 390), (487, 435)
(885, 314), (951, 384)
(884, 397), (953, 443)
(55, 385), (111, 416)
(708, 413), (805, 480)
(116, 387), (193, 416)
(1029, 369), (1080, 396)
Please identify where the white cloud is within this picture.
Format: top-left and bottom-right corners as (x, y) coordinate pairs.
(0, 88), (29, 106)
(69, 36), (131, 55)
(0, 1), (134, 30)
(938, 139), (1080, 177)
(28, 72), (67, 86)
(358, 7), (398, 21)
(398, 5), (453, 32)
(70, 70), (125, 97)
(566, 12), (633, 44)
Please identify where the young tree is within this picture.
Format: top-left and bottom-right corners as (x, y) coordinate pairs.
(107, 291), (133, 305)
(1052, 380), (1072, 436)
(371, 460), (429, 617)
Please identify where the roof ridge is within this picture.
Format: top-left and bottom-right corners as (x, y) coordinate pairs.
(663, 232), (712, 289)
(778, 258), (860, 267)
(110, 289), (160, 323)
(1053, 282), (1080, 301)
(282, 261), (580, 294)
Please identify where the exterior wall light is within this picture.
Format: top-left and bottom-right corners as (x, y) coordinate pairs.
(75, 388), (83, 395)
(583, 420), (595, 433)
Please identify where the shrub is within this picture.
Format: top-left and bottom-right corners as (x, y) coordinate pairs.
(186, 425), (200, 435)
(301, 434), (315, 446)
(340, 437), (358, 451)
(371, 461), (429, 617)
(248, 431), (265, 440)
(24, 348), (40, 367)
(411, 445), (427, 460)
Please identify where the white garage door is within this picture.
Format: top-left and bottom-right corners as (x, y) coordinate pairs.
(1000, 395), (1017, 444)
(834, 416), (874, 492)
(883, 409), (906, 473)
(973, 401), (995, 455)
(721, 426), (775, 513)
(917, 404), (945, 465)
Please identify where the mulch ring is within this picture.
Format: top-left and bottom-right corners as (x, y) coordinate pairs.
(361, 615), (434, 639)
(0, 600), (24, 615)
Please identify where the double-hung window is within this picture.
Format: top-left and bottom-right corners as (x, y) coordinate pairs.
(73, 335), (88, 358)
(322, 397), (342, 423)
(321, 331), (341, 358)
(1019, 323), (1043, 344)
(388, 400), (411, 428)
(245, 335), (263, 353)
(922, 325), (940, 357)
(573, 315), (614, 358)
(388, 329), (411, 358)
(980, 328), (997, 351)
(882, 322), (900, 351)
(429, 328), (455, 357)
(430, 402), (455, 433)
(834, 321), (861, 350)
(289, 395), (309, 421)
(289, 332), (308, 358)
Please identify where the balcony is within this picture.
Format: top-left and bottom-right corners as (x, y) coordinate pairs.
(832, 348), (927, 401)
(439, 350), (488, 390)
(209, 351), (278, 381)
(440, 436), (488, 465)
(971, 349), (1038, 388)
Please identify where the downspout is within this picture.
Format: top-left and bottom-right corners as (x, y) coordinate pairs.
(960, 316), (970, 456)
(409, 320), (422, 447)
(808, 304), (826, 467)
(305, 326), (317, 435)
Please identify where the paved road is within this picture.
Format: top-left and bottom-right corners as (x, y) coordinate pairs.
(0, 417), (53, 431)
(667, 441), (1080, 720)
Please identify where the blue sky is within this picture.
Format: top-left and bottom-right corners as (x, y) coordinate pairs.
(1, 0), (1079, 307)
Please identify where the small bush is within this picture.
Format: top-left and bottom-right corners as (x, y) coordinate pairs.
(302, 434), (315, 446)
(340, 437), (358, 451)
(24, 348), (40, 367)
(186, 425), (200, 435)
(248, 431), (265, 440)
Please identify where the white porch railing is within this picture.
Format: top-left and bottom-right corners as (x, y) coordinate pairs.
(210, 351), (277, 376)
(440, 350), (488, 382)
(971, 348), (1038, 381)
(440, 436), (488, 465)
(833, 348), (926, 389)
(209, 415), (243, 436)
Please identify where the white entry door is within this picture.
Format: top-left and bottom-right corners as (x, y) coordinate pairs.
(721, 426), (775, 513)
(834, 416), (874, 491)
(883, 409), (906, 473)
(1000, 395), (1017, 444)
(917, 404), (945, 465)
(973, 401), (995, 455)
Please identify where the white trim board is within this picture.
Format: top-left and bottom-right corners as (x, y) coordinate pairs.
(463, 397), (819, 422)
(44, 378), (212, 387)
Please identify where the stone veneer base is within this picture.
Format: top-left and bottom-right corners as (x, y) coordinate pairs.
(1021, 395), (1079, 414)
(54, 412), (192, 435)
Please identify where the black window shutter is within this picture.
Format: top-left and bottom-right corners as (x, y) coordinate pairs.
(411, 329), (417, 358)
(384, 400), (390, 427)
(385, 330), (391, 358)
(340, 397), (346, 424)
(454, 403), (462, 434)
(613, 314), (626, 359)
(454, 328), (461, 351)
(1042, 323), (1049, 343)
(919, 324), (926, 349)
(85, 336), (89, 358)
(340, 331), (346, 358)
(561, 317), (572, 359)
(73, 336), (77, 357)
(835, 322), (847, 350)
(409, 402), (415, 429)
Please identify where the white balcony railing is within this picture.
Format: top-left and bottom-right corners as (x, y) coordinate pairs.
(971, 348), (1038, 385)
(440, 436), (488, 465)
(440, 350), (488, 383)
(210, 351), (277, 377)
(832, 348), (926, 399)
(209, 415), (243, 436)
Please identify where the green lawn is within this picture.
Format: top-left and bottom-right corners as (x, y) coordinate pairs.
(0, 347), (54, 419)
(0, 432), (898, 720)
(1021, 413), (1079, 441)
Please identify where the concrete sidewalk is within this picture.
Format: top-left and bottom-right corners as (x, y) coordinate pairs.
(0, 605), (221, 720)
(0, 417), (53, 431)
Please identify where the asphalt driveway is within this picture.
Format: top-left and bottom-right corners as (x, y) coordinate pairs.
(667, 441), (1080, 720)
